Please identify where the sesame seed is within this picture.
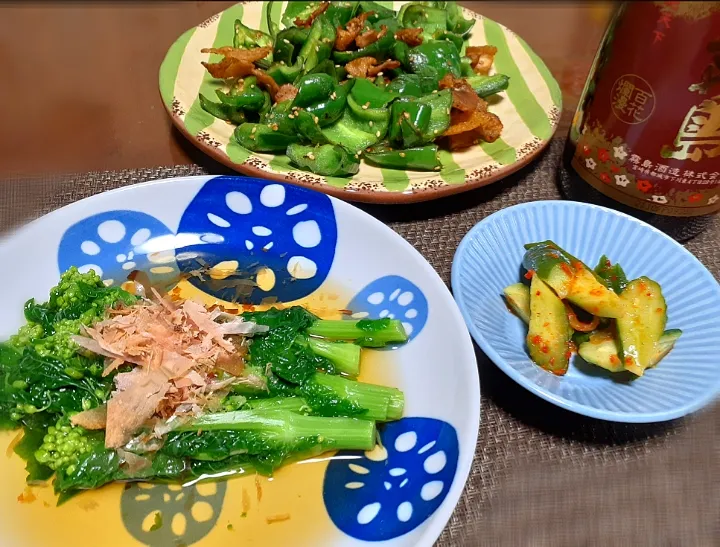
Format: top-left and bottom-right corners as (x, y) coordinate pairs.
(283, 39), (290, 44)
(251, 127), (257, 134)
(375, 130), (381, 137)
(433, 165), (441, 170)
(307, 152), (315, 160)
(314, 116), (319, 123)
(271, 123), (279, 131)
(330, 92), (337, 99)
(433, 129), (439, 134)
(399, 152), (406, 157)
(362, 102), (370, 109)
(369, 121), (374, 127)
(335, 64), (341, 68)
(315, 46), (320, 52)
(403, 112), (410, 119)
(432, 89), (438, 93)
(377, 71), (384, 76)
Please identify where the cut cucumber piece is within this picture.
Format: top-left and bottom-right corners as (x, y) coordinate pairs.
(593, 255), (628, 295)
(526, 275), (572, 375)
(577, 330), (624, 372)
(503, 283), (530, 323)
(651, 328), (682, 367)
(523, 241), (623, 318)
(578, 328), (681, 373)
(617, 277), (667, 376)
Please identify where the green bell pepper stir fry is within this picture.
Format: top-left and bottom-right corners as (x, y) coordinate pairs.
(199, 1), (510, 177)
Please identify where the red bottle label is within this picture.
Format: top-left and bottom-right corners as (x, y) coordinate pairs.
(571, 1), (720, 217)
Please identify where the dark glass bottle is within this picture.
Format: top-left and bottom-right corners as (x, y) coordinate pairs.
(559, 1), (720, 241)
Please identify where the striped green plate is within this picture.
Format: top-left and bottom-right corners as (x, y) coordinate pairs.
(159, 1), (561, 203)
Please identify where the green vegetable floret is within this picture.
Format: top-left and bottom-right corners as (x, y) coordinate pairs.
(9, 323), (44, 350)
(34, 318), (93, 362)
(34, 417), (101, 475)
(20, 266), (137, 362)
(49, 266), (136, 315)
(49, 267), (104, 309)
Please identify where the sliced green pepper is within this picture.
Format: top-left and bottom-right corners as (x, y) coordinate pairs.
(446, 1), (475, 37)
(234, 123), (300, 152)
(466, 74), (510, 98)
(433, 30), (464, 52)
(358, 1), (396, 22)
(287, 144), (360, 176)
(266, 62), (303, 86)
(292, 73), (336, 108)
(297, 14), (336, 72)
(260, 100), (296, 134)
(273, 27), (309, 66)
(392, 41), (412, 72)
(408, 40), (462, 81)
(308, 59), (340, 82)
(388, 100), (432, 148)
(305, 80), (353, 127)
(258, 91), (272, 117)
(199, 94), (246, 125)
(350, 78), (399, 109)
(293, 109), (330, 145)
(234, 19), (273, 50)
(364, 145), (441, 171)
(460, 56), (474, 77)
(346, 94), (391, 123)
(332, 30), (395, 63)
(400, 4), (447, 40)
(322, 95), (390, 154)
(216, 76), (266, 111)
(267, 1), (280, 38)
(324, 1), (360, 27)
(371, 16), (401, 35)
(281, 2), (322, 28)
(416, 89), (452, 140)
(386, 74), (424, 97)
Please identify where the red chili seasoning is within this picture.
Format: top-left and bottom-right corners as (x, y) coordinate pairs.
(560, 263), (574, 276)
(524, 269), (535, 279)
(531, 335), (542, 345)
(541, 345), (550, 354)
(535, 290), (541, 296)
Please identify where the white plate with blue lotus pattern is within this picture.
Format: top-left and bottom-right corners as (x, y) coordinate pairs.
(452, 200), (720, 423)
(0, 175), (478, 547)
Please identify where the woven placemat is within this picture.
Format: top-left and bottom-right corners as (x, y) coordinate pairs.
(1, 138), (718, 546)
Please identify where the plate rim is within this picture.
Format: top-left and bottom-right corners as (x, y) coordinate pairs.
(1, 174), (481, 547)
(451, 199), (720, 423)
(158, 2), (561, 204)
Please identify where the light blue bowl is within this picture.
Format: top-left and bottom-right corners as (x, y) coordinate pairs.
(451, 200), (720, 423)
